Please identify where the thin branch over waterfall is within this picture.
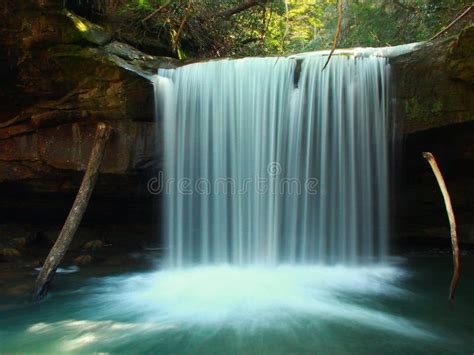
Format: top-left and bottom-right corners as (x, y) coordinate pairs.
(429, 4), (473, 41)
(322, 0), (343, 71)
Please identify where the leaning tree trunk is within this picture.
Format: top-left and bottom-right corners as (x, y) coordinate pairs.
(32, 123), (112, 302)
(423, 152), (460, 300)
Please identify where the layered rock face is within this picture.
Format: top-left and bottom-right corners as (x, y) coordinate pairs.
(391, 26), (474, 133)
(0, 0), (163, 223)
(0, 1), (164, 267)
(0, 0), (159, 183)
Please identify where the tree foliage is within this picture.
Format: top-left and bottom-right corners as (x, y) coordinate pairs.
(336, 0), (472, 48)
(75, 0), (472, 58)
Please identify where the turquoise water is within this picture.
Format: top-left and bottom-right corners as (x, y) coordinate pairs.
(0, 256), (472, 354)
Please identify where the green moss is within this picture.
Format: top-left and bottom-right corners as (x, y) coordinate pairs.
(431, 100), (443, 114)
(405, 97), (424, 120)
(64, 10), (112, 46)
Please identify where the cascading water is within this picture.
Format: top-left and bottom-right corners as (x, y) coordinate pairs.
(156, 54), (390, 267)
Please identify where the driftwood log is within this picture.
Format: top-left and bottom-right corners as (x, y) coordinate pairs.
(32, 123), (112, 302)
(423, 152), (460, 300)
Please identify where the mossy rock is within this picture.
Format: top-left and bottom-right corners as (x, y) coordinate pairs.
(12, 237), (27, 248)
(64, 10), (112, 46)
(448, 25), (474, 84)
(0, 247), (21, 260)
(74, 254), (93, 266)
(83, 240), (104, 251)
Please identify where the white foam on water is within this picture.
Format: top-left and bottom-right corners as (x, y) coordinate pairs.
(26, 319), (176, 351)
(20, 265), (435, 352)
(34, 266), (79, 274)
(87, 264), (432, 339)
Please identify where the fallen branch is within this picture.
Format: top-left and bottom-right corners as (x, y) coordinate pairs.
(423, 152), (460, 300)
(142, 7), (164, 22)
(32, 123), (112, 302)
(173, 0), (193, 53)
(142, 0), (172, 22)
(429, 4), (473, 41)
(218, 0), (268, 19)
(280, 0), (289, 53)
(322, 0), (343, 71)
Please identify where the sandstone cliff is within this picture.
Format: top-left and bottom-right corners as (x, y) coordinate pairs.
(0, 0), (162, 197)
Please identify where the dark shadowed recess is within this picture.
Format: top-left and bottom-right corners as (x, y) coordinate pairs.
(393, 121), (474, 252)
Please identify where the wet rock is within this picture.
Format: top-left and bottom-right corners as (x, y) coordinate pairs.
(64, 10), (113, 46)
(84, 240), (104, 251)
(12, 238), (27, 248)
(74, 254), (93, 266)
(104, 41), (179, 75)
(0, 248), (21, 260)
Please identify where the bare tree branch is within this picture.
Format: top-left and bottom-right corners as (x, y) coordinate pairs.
(322, 0), (343, 71)
(423, 152), (461, 301)
(32, 123), (112, 302)
(219, 0), (269, 19)
(280, 0), (289, 53)
(173, 0), (193, 53)
(429, 4), (473, 41)
(142, 6), (169, 22)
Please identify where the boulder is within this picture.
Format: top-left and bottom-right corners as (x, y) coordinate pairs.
(391, 27), (474, 133)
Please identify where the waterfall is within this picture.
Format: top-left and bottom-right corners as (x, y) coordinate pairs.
(155, 54), (390, 267)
